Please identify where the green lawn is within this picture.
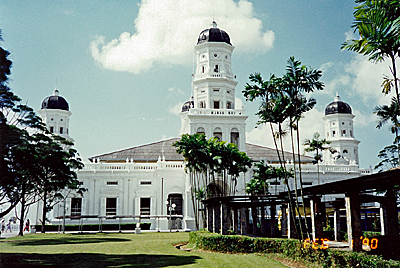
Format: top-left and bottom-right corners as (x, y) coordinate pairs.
(0, 232), (288, 268)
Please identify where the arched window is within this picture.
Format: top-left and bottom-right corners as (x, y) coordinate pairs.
(343, 149), (348, 154)
(230, 128), (239, 146)
(196, 127), (205, 135)
(213, 127), (222, 141)
(226, 101), (232, 109)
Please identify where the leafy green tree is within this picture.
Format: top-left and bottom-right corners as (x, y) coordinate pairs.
(342, 0), (400, 166)
(243, 57), (323, 240)
(0, 30), (84, 235)
(374, 96), (400, 163)
(34, 134), (84, 233)
(375, 143), (399, 172)
(303, 132), (335, 184)
(342, 0), (400, 100)
(173, 133), (251, 230)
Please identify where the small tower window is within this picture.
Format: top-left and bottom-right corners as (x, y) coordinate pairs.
(350, 130), (352, 137)
(50, 126), (54, 133)
(213, 101), (220, 109)
(226, 101), (232, 109)
(327, 132), (329, 137)
(51, 118), (54, 121)
(342, 122), (345, 125)
(199, 101), (206, 108)
(342, 130), (346, 136)
(202, 66), (205, 73)
(332, 130), (336, 137)
(60, 127), (63, 134)
(214, 65), (219, 73)
(343, 150), (348, 154)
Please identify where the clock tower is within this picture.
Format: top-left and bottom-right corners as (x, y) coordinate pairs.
(180, 22), (247, 152)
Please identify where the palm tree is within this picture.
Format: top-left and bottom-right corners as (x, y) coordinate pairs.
(374, 96), (400, 164)
(173, 134), (251, 230)
(342, 0), (400, 102)
(303, 132), (335, 185)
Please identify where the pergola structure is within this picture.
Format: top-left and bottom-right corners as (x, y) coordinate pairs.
(203, 168), (400, 254)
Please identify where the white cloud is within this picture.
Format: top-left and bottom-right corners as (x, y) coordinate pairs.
(90, 0), (274, 74)
(169, 101), (183, 115)
(345, 55), (393, 106)
(246, 108), (324, 154)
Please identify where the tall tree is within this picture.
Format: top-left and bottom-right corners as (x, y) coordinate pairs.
(374, 96), (400, 163)
(173, 133), (251, 230)
(303, 132), (335, 184)
(243, 57), (323, 240)
(34, 133), (84, 233)
(342, 1), (400, 164)
(342, 0), (400, 101)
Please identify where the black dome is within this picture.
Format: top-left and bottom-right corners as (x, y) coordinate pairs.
(181, 100), (194, 112)
(197, 21), (231, 45)
(325, 95), (351, 115)
(41, 90), (69, 111)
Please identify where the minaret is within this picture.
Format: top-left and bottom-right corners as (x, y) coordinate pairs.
(180, 22), (247, 152)
(38, 89), (74, 142)
(322, 94), (360, 165)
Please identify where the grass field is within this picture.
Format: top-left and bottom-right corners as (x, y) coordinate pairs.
(0, 232), (288, 267)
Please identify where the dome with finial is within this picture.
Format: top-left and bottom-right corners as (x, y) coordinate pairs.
(41, 89), (69, 111)
(325, 94), (352, 115)
(181, 99), (194, 112)
(197, 21), (231, 45)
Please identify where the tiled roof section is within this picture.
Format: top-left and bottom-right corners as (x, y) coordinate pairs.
(246, 143), (314, 163)
(89, 138), (183, 162)
(89, 138), (314, 163)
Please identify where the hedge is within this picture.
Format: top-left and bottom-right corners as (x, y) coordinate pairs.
(189, 231), (400, 268)
(34, 223), (151, 232)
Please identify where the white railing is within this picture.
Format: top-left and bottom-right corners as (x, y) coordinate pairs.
(267, 163), (370, 174)
(82, 161), (185, 172)
(194, 73), (234, 80)
(188, 108), (246, 116)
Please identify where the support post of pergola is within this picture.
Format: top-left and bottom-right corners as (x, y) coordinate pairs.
(213, 203), (221, 234)
(310, 196), (324, 241)
(345, 191), (362, 252)
(260, 206), (267, 236)
(270, 204), (277, 237)
(240, 207), (247, 235)
(221, 202), (229, 235)
(233, 208), (239, 234)
(281, 204), (288, 237)
(207, 204), (213, 232)
(332, 200), (342, 241)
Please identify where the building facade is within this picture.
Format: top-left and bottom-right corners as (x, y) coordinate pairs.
(11, 23), (372, 231)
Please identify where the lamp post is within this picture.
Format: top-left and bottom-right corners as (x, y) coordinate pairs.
(165, 200), (176, 233)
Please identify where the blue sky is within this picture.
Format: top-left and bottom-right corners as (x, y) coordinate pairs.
(0, 0), (396, 168)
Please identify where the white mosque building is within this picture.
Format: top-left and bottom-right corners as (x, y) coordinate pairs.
(29, 23), (372, 231)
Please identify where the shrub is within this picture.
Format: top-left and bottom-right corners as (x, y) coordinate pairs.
(189, 231), (400, 268)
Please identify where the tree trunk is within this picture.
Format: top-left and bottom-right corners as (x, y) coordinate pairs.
(41, 190), (47, 233)
(18, 194), (25, 236)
